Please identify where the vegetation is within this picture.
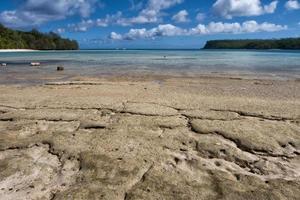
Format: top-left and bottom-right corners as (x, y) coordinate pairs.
(0, 24), (79, 50)
(203, 38), (300, 50)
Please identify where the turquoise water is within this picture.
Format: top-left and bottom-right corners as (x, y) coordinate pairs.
(0, 50), (299, 84)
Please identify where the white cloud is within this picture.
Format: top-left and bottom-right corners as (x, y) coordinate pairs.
(97, 12), (124, 27)
(0, 0), (183, 29)
(0, 0), (99, 28)
(189, 21), (286, 35)
(122, 24), (185, 40)
(264, 1), (278, 13)
(96, 18), (109, 27)
(61, 0), (185, 32)
(213, 0), (278, 19)
(124, 28), (151, 40)
(68, 19), (95, 32)
(285, 0), (300, 10)
(56, 28), (65, 34)
(193, 20), (287, 33)
(110, 21), (287, 40)
(124, 0), (184, 25)
(196, 13), (206, 22)
(65, 12), (127, 32)
(151, 24), (185, 36)
(172, 10), (189, 23)
(109, 32), (123, 40)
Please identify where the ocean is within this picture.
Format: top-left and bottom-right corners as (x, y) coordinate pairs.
(0, 49), (299, 84)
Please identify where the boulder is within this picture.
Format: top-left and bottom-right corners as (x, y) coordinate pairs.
(57, 66), (64, 71)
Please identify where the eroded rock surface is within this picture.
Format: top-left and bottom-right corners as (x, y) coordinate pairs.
(0, 77), (299, 200)
(0, 145), (79, 200)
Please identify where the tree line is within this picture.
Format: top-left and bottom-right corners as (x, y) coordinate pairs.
(203, 38), (300, 50)
(0, 24), (79, 50)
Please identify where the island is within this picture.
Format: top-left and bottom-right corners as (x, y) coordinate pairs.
(0, 24), (78, 50)
(203, 38), (300, 50)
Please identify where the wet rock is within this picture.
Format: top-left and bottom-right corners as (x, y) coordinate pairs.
(57, 66), (64, 71)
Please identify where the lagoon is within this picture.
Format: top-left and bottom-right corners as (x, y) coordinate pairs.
(0, 49), (300, 84)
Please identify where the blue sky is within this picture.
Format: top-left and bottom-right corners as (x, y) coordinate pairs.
(0, 0), (299, 49)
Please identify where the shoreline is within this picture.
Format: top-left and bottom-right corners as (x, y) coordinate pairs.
(0, 66), (299, 86)
(0, 49), (38, 52)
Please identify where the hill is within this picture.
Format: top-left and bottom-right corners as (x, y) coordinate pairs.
(0, 24), (78, 50)
(203, 38), (300, 50)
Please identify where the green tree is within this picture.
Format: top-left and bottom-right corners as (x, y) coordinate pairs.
(0, 24), (79, 50)
(204, 39), (300, 50)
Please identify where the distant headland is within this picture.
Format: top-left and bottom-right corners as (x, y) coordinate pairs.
(0, 24), (78, 50)
(203, 38), (300, 50)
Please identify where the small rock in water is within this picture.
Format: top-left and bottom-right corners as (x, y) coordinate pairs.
(1, 63), (7, 67)
(30, 62), (41, 67)
(57, 66), (64, 71)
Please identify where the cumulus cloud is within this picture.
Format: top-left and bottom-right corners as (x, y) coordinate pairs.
(109, 32), (123, 40)
(0, 0), (99, 28)
(65, 11), (132, 32)
(122, 24), (185, 40)
(61, 0), (185, 32)
(285, 0), (300, 10)
(63, 12), (127, 32)
(213, 0), (278, 19)
(122, 0), (184, 25)
(172, 10), (189, 23)
(68, 19), (95, 32)
(264, 1), (278, 13)
(190, 21), (286, 35)
(109, 21), (287, 40)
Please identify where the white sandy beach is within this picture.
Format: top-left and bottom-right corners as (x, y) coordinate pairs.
(0, 49), (38, 52)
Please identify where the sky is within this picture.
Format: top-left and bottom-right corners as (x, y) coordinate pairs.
(0, 0), (299, 49)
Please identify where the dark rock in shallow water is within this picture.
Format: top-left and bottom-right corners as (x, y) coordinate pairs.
(57, 66), (64, 71)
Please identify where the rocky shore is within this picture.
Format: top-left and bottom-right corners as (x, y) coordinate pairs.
(0, 76), (299, 200)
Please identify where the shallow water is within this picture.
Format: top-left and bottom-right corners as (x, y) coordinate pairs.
(0, 49), (299, 84)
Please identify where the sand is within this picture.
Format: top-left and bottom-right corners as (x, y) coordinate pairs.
(0, 49), (38, 52)
(0, 75), (299, 200)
